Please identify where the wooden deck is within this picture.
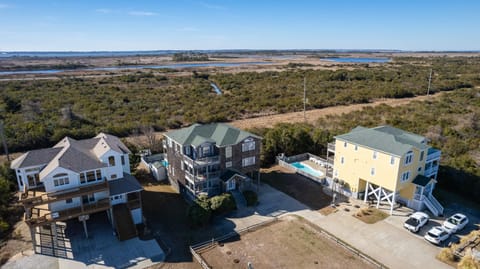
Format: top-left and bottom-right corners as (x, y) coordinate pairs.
(21, 181), (109, 208)
(113, 204), (137, 241)
(26, 198), (111, 227)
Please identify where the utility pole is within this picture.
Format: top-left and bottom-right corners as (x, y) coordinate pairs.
(303, 77), (306, 122)
(0, 121), (10, 162)
(427, 69), (432, 96)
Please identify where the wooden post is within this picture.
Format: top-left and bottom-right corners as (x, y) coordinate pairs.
(30, 227), (37, 253)
(82, 219), (89, 238)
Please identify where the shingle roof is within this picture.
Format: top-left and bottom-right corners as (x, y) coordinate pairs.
(220, 169), (241, 182)
(109, 173), (143, 195)
(10, 148), (63, 169)
(412, 175), (432, 187)
(335, 125), (429, 156)
(165, 123), (261, 147)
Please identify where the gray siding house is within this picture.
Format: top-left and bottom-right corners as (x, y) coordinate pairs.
(163, 123), (262, 199)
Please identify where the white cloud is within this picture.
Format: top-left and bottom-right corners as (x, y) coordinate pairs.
(128, 11), (157, 16)
(199, 2), (226, 10)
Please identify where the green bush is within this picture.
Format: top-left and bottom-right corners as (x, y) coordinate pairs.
(242, 190), (258, 206)
(210, 193), (236, 214)
(187, 195), (211, 227)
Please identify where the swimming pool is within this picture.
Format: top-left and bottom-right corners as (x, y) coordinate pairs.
(291, 162), (324, 177)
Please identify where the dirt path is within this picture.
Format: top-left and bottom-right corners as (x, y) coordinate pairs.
(229, 93), (442, 130)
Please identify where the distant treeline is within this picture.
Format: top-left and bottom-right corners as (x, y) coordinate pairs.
(0, 57), (479, 154)
(0, 62), (89, 71)
(172, 52), (209, 62)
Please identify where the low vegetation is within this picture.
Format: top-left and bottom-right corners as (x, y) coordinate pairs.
(354, 208), (389, 224)
(1, 57), (479, 153)
(187, 193), (237, 227)
(252, 88), (480, 203)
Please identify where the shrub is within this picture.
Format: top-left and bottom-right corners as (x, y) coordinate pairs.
(210, 193), (236, 215)
(243, 190), (258, 206)
(458, 254), (480, 269)
(187, 195), (211, 227)
(437, 247), (455, 264)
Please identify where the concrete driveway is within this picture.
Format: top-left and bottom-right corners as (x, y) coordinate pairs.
(226, 183), (453, 269)
(3, 213), (164, 269)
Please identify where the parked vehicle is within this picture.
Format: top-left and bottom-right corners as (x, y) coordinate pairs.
(443, 213), (469, 233)
(424, 226), (450, 245)
(404, 212), (429, 233)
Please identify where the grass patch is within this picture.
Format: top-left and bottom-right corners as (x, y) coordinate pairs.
(318, 206), (338, 216)
(353, 207), (388, 224)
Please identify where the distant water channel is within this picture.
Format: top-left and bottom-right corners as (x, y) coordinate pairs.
(323, 57), (390, 63)
(0, 61), (272, 76)
(210, 82), (222, 95)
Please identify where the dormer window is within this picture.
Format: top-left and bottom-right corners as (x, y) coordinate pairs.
(53, 173), (69, 187)
(108, 156), (116, 166)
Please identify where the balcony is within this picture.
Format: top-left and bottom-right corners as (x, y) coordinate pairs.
(327, 143), (336, 152)
(424, 166), (439, 177)
(426, 148), (441, 162)
(26, 198), (111, 227)
(184, 155), (220, 167)
(185, 170), (220, 182)
(20, 180), (109, 208)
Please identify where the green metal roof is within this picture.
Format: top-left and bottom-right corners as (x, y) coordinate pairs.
(165, 123), (261, 147)
(412, 175), (432, 187)
(335, 125), (429, 156)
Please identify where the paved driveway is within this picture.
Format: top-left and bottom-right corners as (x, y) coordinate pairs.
(4, 213), (164, 269)
(227, 183), (453, 269)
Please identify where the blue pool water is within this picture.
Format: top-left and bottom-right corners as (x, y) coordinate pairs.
(161, 160), (169, 167)
(323, 57), (390, 63)
(291, 162), (324, 177)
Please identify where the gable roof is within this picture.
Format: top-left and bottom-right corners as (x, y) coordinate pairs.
(335, 125), (429, 156)
(9, 133), (129, 179)
(165, 123), (262, 147)
(10, 148), (63, 169)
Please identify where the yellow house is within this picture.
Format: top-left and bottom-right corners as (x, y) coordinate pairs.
(328, 126), (443, 215)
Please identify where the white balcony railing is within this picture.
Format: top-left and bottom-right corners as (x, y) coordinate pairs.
(426, 149), (441, 162)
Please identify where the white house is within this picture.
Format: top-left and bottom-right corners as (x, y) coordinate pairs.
(11, 133), (143, 248)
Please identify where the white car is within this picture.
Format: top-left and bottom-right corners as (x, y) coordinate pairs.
(443, 213), (469, 233)
(424, 226), (450, 245)
(404, 212), (429, 233)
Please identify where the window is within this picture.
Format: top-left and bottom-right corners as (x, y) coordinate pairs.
(86, 171), (96, 182)
(242, 156), (255, 167)
(390, 156), (395, 165)
(82, 194), (95, 204)
(420, 151), (424, 162)
(340, 157), (345, 164)
(202, 146), (211, 156)
(96, 170), (102, 180)
(401, 171), (411, 182)
(111, 174), (117, 179)
(108, 156), (116, 166)
(80, 173), (86, 183)
(19, 175), (23, 186)
(53, 173), (69, 187)
(66, 198), (73, 204)
(242, 139), (255, 152)
(371, 167), (375, 176)
(344, 141), (347, 148)
(354, 145), (358, 151)
(404, 151), (414, 165)
(121, 155), (125, 165)
(418, 167), (422, 172)
(225, 161), (232, 168)
(225, 146), (232, 158)
(373, 151), (378, 159)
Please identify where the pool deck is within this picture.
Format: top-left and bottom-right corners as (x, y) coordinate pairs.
(302, 160), (327, 176)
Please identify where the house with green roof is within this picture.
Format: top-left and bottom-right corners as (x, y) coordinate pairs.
(163, 123), (262, 199)
(327, 125), (443, 215)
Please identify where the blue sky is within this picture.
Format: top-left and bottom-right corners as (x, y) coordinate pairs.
(0, 0), (479, 51)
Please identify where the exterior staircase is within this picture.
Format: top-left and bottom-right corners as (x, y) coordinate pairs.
(113, 204), (137, 241)
(424, 195), (444, 217)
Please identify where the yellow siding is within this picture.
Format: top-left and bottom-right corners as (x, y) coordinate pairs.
(396, 147), (428, 189)
(399, 182), (416, 200)
(333, 139), (400, 192)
